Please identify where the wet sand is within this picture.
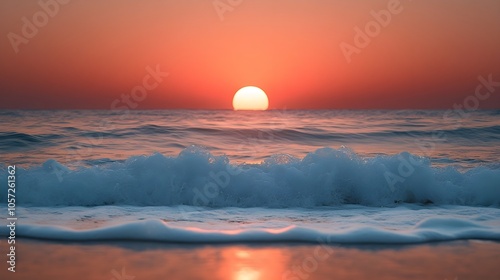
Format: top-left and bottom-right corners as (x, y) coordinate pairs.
(1, 239), (500, 280)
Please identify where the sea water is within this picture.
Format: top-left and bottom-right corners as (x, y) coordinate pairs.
(0, 110), (499, 244)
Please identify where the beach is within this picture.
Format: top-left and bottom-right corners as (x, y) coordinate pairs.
(2, 239), (500, 280)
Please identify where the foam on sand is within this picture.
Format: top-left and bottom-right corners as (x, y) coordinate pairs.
(1, 217), (499, 244)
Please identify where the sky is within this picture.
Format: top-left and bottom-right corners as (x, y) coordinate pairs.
(0, 0), (499, 109)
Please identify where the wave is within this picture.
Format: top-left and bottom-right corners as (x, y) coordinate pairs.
(1, 120), (498, 155)
(99, 124), (500, 141)
(369, 125), (500, 139)
(1, 146), (499, 207)
(38, 123), (499, 142)
(1, 217), (499, 244)
(0, 132), (60, 150)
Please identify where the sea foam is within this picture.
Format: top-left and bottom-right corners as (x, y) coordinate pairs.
(1, 146), (499, 207)
(1, 217), (499, 244)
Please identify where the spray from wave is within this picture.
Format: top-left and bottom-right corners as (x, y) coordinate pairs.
(1, 146), (499, 207)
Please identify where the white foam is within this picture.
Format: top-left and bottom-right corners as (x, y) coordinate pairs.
(1, 217), (499, 244)
(4, 205), (500, 244)
(1, 147), (499, 207)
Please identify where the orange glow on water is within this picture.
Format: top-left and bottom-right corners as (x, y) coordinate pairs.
(9, 241), (500, 279)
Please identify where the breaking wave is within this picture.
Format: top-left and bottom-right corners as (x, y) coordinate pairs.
(1, 147), (499, 207)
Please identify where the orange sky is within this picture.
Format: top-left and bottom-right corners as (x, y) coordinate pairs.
(1, 0), (499, 109)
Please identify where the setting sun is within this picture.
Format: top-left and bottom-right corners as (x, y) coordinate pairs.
(232, 86), (269, 111)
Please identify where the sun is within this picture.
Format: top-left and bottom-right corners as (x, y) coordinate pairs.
(232, 86), (269, 111)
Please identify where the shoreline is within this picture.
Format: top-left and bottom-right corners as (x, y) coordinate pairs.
(2, 239), (499, 279)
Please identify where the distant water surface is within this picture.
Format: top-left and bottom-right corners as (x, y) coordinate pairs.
(1, 110), (499, 168)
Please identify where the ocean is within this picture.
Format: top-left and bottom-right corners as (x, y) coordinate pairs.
(2, 109), (500, 279)
(0, 109), (499, 246)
